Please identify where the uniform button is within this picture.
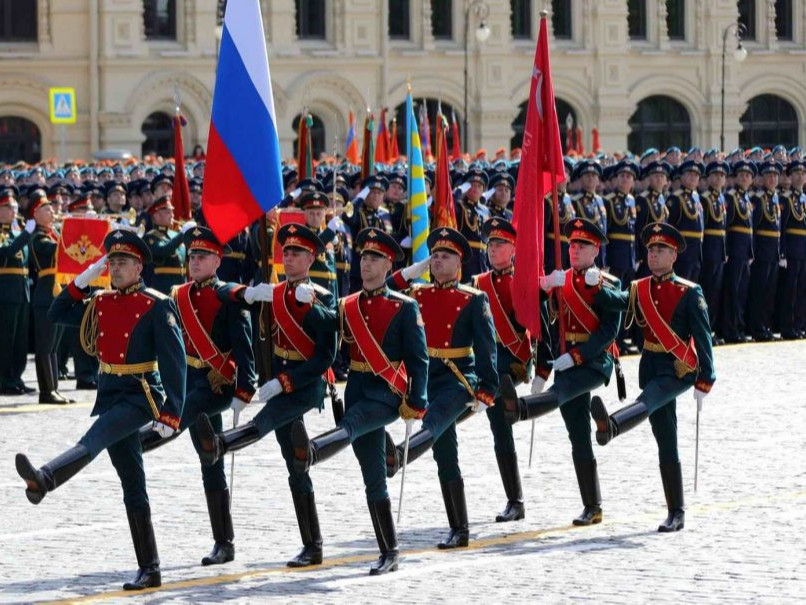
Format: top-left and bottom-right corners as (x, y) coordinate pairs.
(196, 292), (200, 297)
(367, 300), (372, 305)
(395, 302), (400, 307)
(456, 306), (461, 311)
(124, 332), (129, 338)
(447, 324), (452, 328)
(135, 313), (140, 318)
(444, 342), (449, 346)
(100, 332), (104, 337)
(365, 316), (369, 321)
(653, 300), (658, 304)
(495, 278), (500, 283)
(113, 295), (117, 300)
(119, 353), (124, 358)
(98, 311), (103, 316)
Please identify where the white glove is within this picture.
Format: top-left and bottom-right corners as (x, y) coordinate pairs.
(290, 187), (302, 200)
(180, 220), (198, 234)
(694, 389), (707, 412)
(531, 376), (546, 395)
(327, 216), (341, 231)
(459, 182), (472, 194)
(467, 399), (490, 413)
(85, 210), (98, 218)
(400, 236), (412, 248)
(355, 186), (370, 201)
(259, 378), (283, 401)
(295, 282), (316, 303)
(24, 219), (36, 233)
(152, 421), (176, 438)
(230, 396), (248, 414)
(244, 283), (273, 304)
(401, 255), (431, 281)
(585, 267), (601, 286)
(779, 258), (788, 269)
(552, 352), (575, 372)
(75, 255), (108, 289)
(539, 269), (566, 291)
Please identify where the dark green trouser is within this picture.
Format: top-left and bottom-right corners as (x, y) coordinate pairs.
(554, 366), (608, 463)
(423, 386), (471, 484)
(342, 398), (399, 503)
(0, 301), (28, 389)
(637, 376), (689, 465)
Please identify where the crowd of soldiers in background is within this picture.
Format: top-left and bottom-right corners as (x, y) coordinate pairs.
(1, 139), (804, 398)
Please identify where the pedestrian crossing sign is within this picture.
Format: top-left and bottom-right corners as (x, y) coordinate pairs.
(49, 88), (76, 124)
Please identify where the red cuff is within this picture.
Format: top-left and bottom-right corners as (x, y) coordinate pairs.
(234, 387), (254, 403)
(694, 379), (713, 393)
(391, 269), (409, 290)
(277, 372), (294, 393)
(230, 285), (246, 302)
(67, 281), (85, 301)
(535, 365), (552, 380)
(569, 348), (584, 366)
(158, 411), (180, 430)
(476, 389), (495, 406)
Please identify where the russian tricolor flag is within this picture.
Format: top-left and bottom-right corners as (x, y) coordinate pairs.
(202, 0), (283, 244)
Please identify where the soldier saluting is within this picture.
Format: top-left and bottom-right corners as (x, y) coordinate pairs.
(16, 228), (186, 590)
(591, 222), (715, 533)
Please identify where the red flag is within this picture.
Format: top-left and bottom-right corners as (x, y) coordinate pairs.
(511, 15), (565, 337)
(592, 127), (601, 152)
(172, 113), (191, 221)
(575, 126), (585, 155)
(345, 110), (359, 164)
(565, 126), (574, 154)
(375, 108), (391, 164)
(389, 117), (399, 159)
(56, 217), (111, 289)
(419, 102), (432, 159)
(451, 108), (462, 160)
(433, 112), (457, 229)
(297, 113), (313, 180)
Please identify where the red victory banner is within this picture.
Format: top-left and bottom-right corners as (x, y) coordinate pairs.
(56, 217), (111, 288)
(271, 209), (306, 281)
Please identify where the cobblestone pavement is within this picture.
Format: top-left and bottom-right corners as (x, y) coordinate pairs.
(1, 341), (804, 604)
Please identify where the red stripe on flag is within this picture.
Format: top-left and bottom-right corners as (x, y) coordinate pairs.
(202, 124), (264, 244)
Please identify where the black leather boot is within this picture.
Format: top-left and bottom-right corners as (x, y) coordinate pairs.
(658, 462), (685, 532)
(196, 413), (260, 466)
(438, 479), (469, 549)
(49, 353), (75, 403)
(201, 489), (235, 566)
(287, 491), (323, 567)
(15, 444), (91, 505)
(592, 397), (648, 446)
(139, 425), (180, 454)
(122, 506), (161, 590)
(500, 374), (558, 424)
(571, 458), (603, 526)
(291, 421), (350, 473)
(368, 498), (399, 575)
(385, 428), (435, 478)
(36, 354), (71, 404)
(494, 451), (525, 522)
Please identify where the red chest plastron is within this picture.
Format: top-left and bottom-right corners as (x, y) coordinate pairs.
(348, 294), (403, 363)
(95, 291), (155, 364)
(181, 286), (222, 356)
(642, 279), (687, 345)
(413, 285), (472, 349)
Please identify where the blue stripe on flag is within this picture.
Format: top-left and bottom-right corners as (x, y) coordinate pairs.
(212, 27), (283, 211)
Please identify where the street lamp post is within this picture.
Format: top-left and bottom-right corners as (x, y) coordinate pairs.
(463, 0), (490, 154)
(720, 22), (748, 151)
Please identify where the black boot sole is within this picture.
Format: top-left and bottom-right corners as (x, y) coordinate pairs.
(122, 570), (162, 591)
(495, 501), (525, 522)
(369, 554), (399, 575)
(572, 507), (603, 526)
(291, 422), (311, 473)
(196, 413), (222, 466)
(658, 511), (685, 532)
(201, 543), (235, 566)
(287, 547), (323, 568)
(437, 531), (469, 549)
(590, 396), (613, 446)
(15, 453), (46, 505)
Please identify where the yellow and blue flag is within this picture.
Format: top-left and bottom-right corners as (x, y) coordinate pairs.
(406, 91), (429, 269)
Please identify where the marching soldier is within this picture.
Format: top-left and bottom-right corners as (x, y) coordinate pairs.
(137, 226), (258, 566)
(300, 191), (339, 300)
(778, 160), (806, 339)
(720, 160), (755, 343)
(0, 187), (36, 394)
(195, 223), (338, 568)
(290, 227), (429, 575)
(666, 160), (705, 282)
(471, 218), (541, 522)
(634, 161), (670, 279)
(747, 161), (782, 341)
(455, 168), (491, 281)
(570, 160), (607, 267)
(342, 176), (394, 292)
(591, 223), (715, 533)
(16, 229), (186, 590)
(544, 184), (576, 273)
(500, 218), (622, 526)
(144, 195), (194, 295)
(699, 161), (729, 339)
(28, 189), (74, 404)
(385, 227), (498, 548)
(488, 173), (514, 220)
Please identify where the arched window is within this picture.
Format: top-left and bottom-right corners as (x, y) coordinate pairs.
(628, 95), (691, 153)
(292, 113), (326, 160)
(143, 0), (177, 40)
(740, 94), (798, 150)
(392, 99), (461, 158)
(0, 117), (41, 164)
(141, 112), (174, 158)
(510, 98), (576, 153)
(0, 0), (37, 42)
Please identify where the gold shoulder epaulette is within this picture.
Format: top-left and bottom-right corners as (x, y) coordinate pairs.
(458, 283), (483, 296)
(673, 276), (697, 289)
(143, 287), (169, 300)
